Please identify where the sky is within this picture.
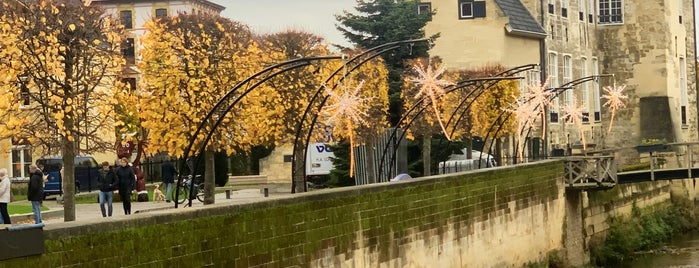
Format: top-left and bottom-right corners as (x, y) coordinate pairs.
(210, 0), (356, 48)
(211, 0), (699, 54)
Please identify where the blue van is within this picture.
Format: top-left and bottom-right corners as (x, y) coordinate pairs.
(37, 156), (101, 199)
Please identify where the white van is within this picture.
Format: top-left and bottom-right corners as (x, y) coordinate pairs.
(437, 149), (497, 174)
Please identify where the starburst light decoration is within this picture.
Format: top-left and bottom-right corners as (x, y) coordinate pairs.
(507, 95), (540, 163)
(322, 80), (372, 178)
(562, 96), (589, 150)
(524, 78), (552, 138)
(409, 60), (455, 140)
(601, 81), (627, 132)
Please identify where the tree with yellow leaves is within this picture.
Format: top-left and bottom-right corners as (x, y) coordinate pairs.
(462, 65), (520, 162)
(138, 14), (266, 204)
(0, 0), (125, 221)
(401, 57), (461, 176)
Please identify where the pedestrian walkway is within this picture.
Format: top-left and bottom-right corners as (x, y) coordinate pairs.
(12, 189), (285, 224)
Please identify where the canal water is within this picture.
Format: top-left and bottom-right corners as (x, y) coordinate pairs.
(621, 232), (699, 267)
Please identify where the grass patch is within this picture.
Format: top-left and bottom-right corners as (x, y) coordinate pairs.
(8, 204), (49, 215)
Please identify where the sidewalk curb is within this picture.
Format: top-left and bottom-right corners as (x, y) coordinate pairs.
(10, 209), (64, 224)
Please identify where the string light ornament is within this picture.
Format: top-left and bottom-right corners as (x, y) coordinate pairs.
(322, 80), (373, 178)
(507, 96), (538, 163)
(562, 96), (589, 150)
(601, 81), (627, 132)
(524, 78), (552, 138)
(409, 60), (455, 140)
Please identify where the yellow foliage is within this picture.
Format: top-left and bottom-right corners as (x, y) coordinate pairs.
(137, 14), (267, 157)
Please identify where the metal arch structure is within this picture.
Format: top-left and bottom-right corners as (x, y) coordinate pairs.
(375, 76), (523, 182)
(290, 38), (430, 193)
(482, 74), (614, 166)
(175, 56), (342, 208)
(445, 64), (539, 141)
(375, 64), (536, 180)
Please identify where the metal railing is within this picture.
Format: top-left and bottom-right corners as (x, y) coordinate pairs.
(563, 156), (617, 189)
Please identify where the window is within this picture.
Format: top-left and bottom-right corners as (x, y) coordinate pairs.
(10, 145), (31, 178)
(18, 77), (29, 106)
(579, 0), (586, 21)
(459, 1), (473, 18)
(155, 8), (168, 18)
(122, 38), (135, 64)
(120, 10), (133, 29)
(563, 55), (573, 106)
(561, 0), (568, 18)
(418, 3), (431, 14)
(580, 57), (589, 123)
(599, 0), (623, 24)
(680, 57), (688, 126)
(548, 0), (555, 14)
(458, 0), (486, 19)
(588, 0), (595, 23)
(592, 57), (601, 122)
(549, 52), (559, 123)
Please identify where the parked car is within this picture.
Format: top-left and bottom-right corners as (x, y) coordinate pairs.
(37, 156), (101, 199)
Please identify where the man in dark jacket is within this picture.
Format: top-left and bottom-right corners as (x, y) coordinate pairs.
(97, 162), (117, 217)
(28, 164), (44, 224)
(116, 157), (136, 215)
(161, 157), (177, 203)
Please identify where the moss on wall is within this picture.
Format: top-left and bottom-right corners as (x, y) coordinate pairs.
(2, 161), (564, 267)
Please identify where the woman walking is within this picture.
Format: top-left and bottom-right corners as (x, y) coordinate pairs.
(116, 158), (135, 215)
(0, 168), (11, 224)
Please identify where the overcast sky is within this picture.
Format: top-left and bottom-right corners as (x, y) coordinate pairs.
(210, 0), (356, 48)
(211, 0), (699, 53)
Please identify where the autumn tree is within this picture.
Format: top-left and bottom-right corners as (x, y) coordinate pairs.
(0, 0), (125, 221)
(461, 65), (520, 163)
(319, 50), (390, 185)
(336, 0), (435, 126)
(401, 57), (462, 176)
(138, 14), (266, 204)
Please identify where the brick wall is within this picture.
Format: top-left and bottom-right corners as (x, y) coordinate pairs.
(3, 160), (565, 267)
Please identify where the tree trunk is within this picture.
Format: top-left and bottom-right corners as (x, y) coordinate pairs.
(204, 149), (215, 205)
(62, 116), (76, 222)
(292, 144), (306, 193)
(422, 135), (431, 176)
(365, 138), (376, 184)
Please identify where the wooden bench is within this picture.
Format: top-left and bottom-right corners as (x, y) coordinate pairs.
(219, 175), (268, 199)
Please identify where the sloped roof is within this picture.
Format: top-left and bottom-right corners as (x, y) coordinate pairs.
(494, 0), (546, 39)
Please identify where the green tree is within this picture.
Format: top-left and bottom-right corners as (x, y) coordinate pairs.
(336, 0), (435, 126)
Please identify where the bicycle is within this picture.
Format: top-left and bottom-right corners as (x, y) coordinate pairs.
(172, 174), (204, 204)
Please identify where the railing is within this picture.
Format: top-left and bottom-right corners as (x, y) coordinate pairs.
(563, 156), (617, 190)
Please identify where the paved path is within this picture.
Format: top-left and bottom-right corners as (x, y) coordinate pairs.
(11, 189), (286, 224)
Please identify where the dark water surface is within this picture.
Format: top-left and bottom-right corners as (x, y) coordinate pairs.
(621, 232), (699, 267)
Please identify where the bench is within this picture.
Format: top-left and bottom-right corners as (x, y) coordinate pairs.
(220, 175), (269, 199)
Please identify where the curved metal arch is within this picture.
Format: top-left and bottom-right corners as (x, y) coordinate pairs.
(175, 55), (342, 208)
(483, 74), (613, 166)
(445, 64), (539, 141)
(375, 77), (521, 182)
(292, 39), (429, 192)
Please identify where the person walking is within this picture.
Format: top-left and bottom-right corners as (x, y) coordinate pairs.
(97, 162), (117, 217)
(0, 168), (11, 224)
(115, 157), (135, 215)
(28, 164), (43, 224)
(161, 157), (177, 203)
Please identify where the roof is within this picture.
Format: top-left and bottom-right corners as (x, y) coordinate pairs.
(494, 0), (547, 39)
(90, 0), (225, 12)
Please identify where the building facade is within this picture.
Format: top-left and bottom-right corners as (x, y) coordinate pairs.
(422, 0), (697, 161)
